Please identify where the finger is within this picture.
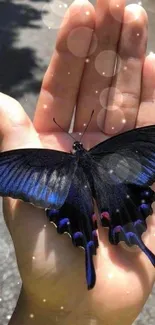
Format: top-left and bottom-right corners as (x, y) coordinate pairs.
(34, 0), (95, 133)
(74, 0), (125, 132)
(103, 4), (148, 135)
(136, 53), (155, 127)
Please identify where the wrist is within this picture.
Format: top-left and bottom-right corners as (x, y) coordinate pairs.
(9, 286), (68, 325)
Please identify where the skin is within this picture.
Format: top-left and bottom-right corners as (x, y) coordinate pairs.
(0, 0), (155, 324)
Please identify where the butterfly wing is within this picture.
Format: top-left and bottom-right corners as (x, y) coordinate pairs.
(89, 125), (155, 186)
(46, 166), (98, 290)
(0, 148), (77, 209)
(88, 125), (155, 266)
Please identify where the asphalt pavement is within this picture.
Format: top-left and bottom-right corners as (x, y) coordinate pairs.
(0, 0), (155, 324)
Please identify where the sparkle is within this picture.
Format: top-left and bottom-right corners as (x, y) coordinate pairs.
(112, 126), (115, 130)
(84, 185), (88, 188)
(122, 119), (126, 124)
(6, 315), (11, 320)
(17, 281), (20, 285)
(68, 72), (70, 75)
(43, 299), (46, 302)
(116, 4), (120, 7)
(109, 169), (113, 174)
(79, 132), (82, 136)
(60, 306), (64, 310)
(32, 256), (36, 260)
(116, 209), (119, 213)
(83, 123), (86, 127)
(64, 4), (68, 8)
(108, 272), (113, 279)
(126, 194), (130, 198)
(123, 66), (127, 70)
(137, 33), (140, 37)
(0, 298), (2, 302)
(85, 58), (90, 63)
(29, 314), (34, 319)
(43, 104), (47, 109)
(95, 90), (98, 94)
(85, 11), (90, 15)
(44, 224), (47, 228)
(141, 199), (146, 203)
(102, 71), (105, 75)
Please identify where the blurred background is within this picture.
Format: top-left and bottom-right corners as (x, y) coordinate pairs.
(0, 0), (155, 324)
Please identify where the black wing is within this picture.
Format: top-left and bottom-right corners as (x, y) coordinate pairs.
(0, 148), (77, 209)
(46, 166), (98, 290)
(89, 125), (155, 186)
(88, 125), (155, 266)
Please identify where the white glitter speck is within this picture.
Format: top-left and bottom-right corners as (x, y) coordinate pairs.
(85, 11), (90, 15)
(108, 273), (113, 279)
(43, 104), (47, 109)
(141, 199), (145, 203)
(44, 224), (47, 228)
(102, 71), (105, 75)
(126, 194), (130, 198)
(112, 126), (115, 130)
(137, 33), (140, 37)
(29, 314), (34, 319)
(79, 132), (82, 136)
(122, 119), (126, 124)
(0, 298), (2, 302)
(116, 209), (119, 213)
(43, 299), (46, 302)
(32, 256), (36, 260)
(6, 316), (11, 320)
(116, 4), (120, 7)
(95, 90), (98, 94)
(60, 306), (64, 310)
(109, 169), (113, 174)
(83, 123), (86, 127)
(85, 58), (90, 63)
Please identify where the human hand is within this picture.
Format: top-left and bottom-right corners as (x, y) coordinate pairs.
(1, 1), (155, 325)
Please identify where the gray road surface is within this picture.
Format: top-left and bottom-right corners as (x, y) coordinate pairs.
(0, 0), (155, 324)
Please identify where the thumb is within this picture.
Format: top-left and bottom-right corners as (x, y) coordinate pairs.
(0, 92), (42, 227)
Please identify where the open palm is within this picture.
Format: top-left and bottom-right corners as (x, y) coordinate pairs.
(1, 1), (155, 325)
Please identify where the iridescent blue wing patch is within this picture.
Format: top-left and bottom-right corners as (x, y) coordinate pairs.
(46, 166), (98, 290)
(0, 148), (77, 209)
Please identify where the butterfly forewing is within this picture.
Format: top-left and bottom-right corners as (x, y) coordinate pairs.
(0, 148), (77, 209)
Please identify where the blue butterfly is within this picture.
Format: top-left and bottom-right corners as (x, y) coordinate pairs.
(0, 125), (155, 289)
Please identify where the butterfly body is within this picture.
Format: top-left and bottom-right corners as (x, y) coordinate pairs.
(1, 125), (155, 289)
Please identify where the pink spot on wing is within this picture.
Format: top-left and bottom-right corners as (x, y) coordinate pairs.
(101, 211), (111, 221)
(92, 214), (97, 222)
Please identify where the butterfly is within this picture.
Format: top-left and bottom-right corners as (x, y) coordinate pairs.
(0, 124), (155, 290)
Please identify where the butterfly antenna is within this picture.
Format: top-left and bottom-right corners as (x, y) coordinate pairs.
(53, 118), (76, 141)
(79, 110), (94, 142)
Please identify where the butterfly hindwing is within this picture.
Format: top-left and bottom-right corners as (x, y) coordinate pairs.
(46, 166), (98, 290)
(0, 148), (77, 209)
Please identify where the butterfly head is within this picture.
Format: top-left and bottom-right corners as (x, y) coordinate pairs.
(72, 141), (84, 152)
